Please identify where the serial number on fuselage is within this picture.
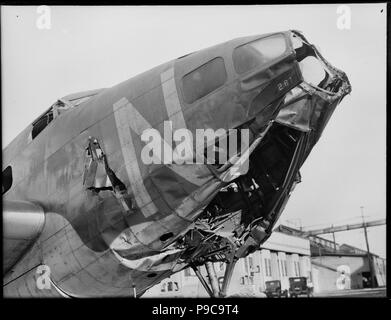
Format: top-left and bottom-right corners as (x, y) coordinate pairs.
(277, 75), (295, 91)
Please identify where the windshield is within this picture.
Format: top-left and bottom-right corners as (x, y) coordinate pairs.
(266, 281), (280, 289)
(233, 34), (287, 74)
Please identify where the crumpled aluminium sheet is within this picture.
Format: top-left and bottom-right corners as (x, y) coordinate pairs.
(114, 30), (352, 275)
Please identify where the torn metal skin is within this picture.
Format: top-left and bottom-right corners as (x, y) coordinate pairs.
(3, 30), (351, 297)
(134, 30), (352, 296)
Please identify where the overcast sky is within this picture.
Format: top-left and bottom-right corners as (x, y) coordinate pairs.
(1, 5), (386, 257)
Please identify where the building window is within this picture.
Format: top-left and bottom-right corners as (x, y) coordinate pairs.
(167, 282), (173, 292)
(264, 258), (272, 277)
(249, 256), (254, 270)
(269, 260), (272, 276)
(284, 260), (288, 276)
(244, 257), (249, 273)
(294, 261), (301, 276)
(184, 268), (191, 277)
(182, 57), (227, 104)
(161, 283), (166, 292)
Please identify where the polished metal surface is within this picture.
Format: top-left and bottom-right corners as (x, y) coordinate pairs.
(3, 200), (45, 273)
(3, 200), (45, 240)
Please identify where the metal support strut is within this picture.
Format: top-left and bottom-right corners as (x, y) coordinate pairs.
(191, 257), (238, 298)
(205, 262), (220, 298)
(220, 257), (238, 297)
(191, 264), (214, 297)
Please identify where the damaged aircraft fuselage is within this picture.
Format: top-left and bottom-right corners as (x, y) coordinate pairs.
(2, 30), (351, 297)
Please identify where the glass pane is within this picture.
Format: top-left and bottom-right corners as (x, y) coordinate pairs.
(233, 34), (287, 74)
(182, 57), (227, 104)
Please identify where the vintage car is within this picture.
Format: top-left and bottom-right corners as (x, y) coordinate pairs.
(288, 277), (313, 297)
(264, 280), (288, 298)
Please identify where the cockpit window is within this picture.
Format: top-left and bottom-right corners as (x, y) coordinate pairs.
(31, 107), (55, 139)
(182, 57), (227, 104)
(233, 34), (287, 74)
(31, 101), (69, 140)
(29, 90), (101, 141)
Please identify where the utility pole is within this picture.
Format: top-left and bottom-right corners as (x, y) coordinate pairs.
(361, 206), (375, 288)
(331, 224), (337, 253)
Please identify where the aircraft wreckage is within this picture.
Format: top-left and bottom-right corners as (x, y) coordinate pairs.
(3, 30), (351, 297)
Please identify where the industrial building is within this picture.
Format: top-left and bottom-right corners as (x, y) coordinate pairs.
(276, 225), (387, 292)
(144, 231), (312, 297)
(310, 241), (387, 291)
(144, 223), (386, 297)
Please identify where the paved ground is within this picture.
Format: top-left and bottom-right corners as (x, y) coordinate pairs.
(313, 287), (387, 298)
